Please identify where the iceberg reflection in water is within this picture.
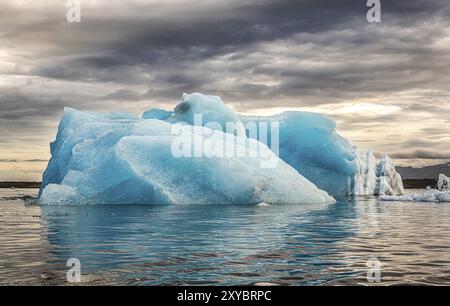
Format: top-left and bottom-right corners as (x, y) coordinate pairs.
(2, 189), (450, 285)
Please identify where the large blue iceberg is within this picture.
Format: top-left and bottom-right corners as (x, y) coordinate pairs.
(39, 104), (334, 205)
(39, 92), (403, 205)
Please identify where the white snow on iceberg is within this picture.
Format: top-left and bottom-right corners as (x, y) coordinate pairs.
(353, 150), (404, 196)
(39, 106), (334, 205)
(437, 173), (449, 191)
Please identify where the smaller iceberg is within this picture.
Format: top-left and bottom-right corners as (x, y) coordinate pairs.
(353, 151), (404, 196)
(380, 173), (450, 202)
(437, 174), (449, 191)
(379, 190), (450, 202)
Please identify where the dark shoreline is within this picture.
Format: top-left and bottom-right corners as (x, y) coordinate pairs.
(0, 182), (41, 189)
(0, 179), (437, 190)
(402, 179), (437, 189)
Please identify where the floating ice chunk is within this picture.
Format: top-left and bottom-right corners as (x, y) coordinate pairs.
(353, 151), (404, 196)
(379, 190), (450, 202)
(376, 154), (405, 195)
(39, 107), (334, 205)
(256, 202), (271, 207)
(437, 174), (449, 191)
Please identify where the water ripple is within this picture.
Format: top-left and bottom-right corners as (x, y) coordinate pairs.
(1, 188), (450, 285)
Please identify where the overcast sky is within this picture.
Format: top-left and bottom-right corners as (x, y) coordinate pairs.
(1, 0), (450, 180)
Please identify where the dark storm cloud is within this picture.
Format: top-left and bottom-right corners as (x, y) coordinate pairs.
(103, 88), (144, 102)
(23, 1), (442, 74)
(392, 150), (450, 160)
(0, 90), (65, 119)
(420, 127), (450, 136)
(0, 85), (103, 124)
(3, 0), (444, 107)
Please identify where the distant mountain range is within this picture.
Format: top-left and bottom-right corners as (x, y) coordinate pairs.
(397, 163), (450, 179)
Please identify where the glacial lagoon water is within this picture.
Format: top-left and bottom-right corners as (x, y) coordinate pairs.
(1, 188), (450, 286)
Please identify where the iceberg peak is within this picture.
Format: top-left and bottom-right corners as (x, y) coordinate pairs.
(172, 92), (246, 136)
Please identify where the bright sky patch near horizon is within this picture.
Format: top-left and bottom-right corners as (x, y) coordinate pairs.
(1, 0), (450, 181)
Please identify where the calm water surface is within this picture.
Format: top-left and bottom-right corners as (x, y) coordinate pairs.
(1, 188), (450, 285)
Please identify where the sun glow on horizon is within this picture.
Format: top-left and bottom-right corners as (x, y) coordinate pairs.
(237, 102), (402, 117)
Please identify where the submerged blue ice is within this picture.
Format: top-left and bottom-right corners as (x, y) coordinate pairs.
(39, 92), (403, 205)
